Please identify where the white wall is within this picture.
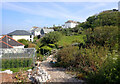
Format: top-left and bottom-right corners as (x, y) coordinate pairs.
(12, 35), (33, 42)
(34, 31), (41, 36)
(65, 23), (78, 28)
(13, 45), (24, 48)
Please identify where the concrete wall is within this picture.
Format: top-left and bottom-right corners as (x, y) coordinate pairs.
(12, 35), (33, 42)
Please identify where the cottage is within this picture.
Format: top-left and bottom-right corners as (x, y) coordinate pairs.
(34, 27), (42, 36)
(0, 35), (24, 48)
(40, 28), (54, 36)
(64, 20), (79, 28)
(7, 30), (33, 42)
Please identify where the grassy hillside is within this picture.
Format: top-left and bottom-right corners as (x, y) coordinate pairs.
(56, 35), (85, 47)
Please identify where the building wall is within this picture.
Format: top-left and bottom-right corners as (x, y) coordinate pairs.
(65, 23), (78, 28)
(12, 35), (33, 42)
(34, 31), (41, 36)
(13, 45), (24, 48)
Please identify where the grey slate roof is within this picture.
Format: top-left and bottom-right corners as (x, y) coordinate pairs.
(0, 35), (24, 48)
(0, 41), (13, 48)
(7, 30), (32, 35)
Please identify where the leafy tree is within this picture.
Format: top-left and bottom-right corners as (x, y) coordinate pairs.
(41, 31), (62, 44)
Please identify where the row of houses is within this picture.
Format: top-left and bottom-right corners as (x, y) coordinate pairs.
(30, 27), (54, 37)
(0, 20), (79, 49)
(0, 28), (54, 48)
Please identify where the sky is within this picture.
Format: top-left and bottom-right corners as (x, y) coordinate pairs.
(1, 1), (119, 34)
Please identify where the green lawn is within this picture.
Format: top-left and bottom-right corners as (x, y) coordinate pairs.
(57, 35), (85, 47)
(1, 67), (32, 73)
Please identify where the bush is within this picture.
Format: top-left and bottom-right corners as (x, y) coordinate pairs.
(84, 26), (118, 47)
(88, 50), (120, 84)
(28, 43), (36, 48)
(40, 46), (52, 55)
(55, 46), (79, 68)
(18, 39), (29, 48)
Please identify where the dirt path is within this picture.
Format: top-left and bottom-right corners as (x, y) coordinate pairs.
(40, 55), (84, 83)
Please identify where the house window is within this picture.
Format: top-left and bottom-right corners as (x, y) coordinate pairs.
(30, 35), (32, 38)
(30, 39), (32, 41)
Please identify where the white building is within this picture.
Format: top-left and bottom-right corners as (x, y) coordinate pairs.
(30, 27), (54, 38)
(64, 20), (79, 28)
(34, 28), (42, 36)
(118, 1), (120, 11)
(40, 28), (54, 36)
(7, 30), (33, 42)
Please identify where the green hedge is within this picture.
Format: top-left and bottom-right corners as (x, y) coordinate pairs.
(2, 58), (33, 69)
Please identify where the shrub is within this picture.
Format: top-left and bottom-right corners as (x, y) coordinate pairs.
(18, 39), (29, 48)
(40, 46), (52, 55)
(88, 50), (120, 84)
(55, 46), (79, 68)
(28, 43), (36, 48)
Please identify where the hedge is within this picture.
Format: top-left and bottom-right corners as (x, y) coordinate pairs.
(2, 58), (33, 69)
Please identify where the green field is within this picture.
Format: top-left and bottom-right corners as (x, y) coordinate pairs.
(57, 35), (85, 47)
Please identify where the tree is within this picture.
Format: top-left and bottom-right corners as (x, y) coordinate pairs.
(41, 31), (62, 44)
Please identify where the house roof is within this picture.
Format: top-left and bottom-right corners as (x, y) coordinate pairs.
(7, 30), (32, 35)
(35, 27), (42, 32)
(0, 41), (13, 48)
(42, 29), (54, 33)
(0, 35), (24, 48)
(65, 20), (79, 24)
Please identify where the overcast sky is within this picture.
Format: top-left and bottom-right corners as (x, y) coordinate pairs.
(2, 1), (119, 34)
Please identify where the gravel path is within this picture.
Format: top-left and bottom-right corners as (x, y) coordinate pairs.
(40, 55), (84, 83)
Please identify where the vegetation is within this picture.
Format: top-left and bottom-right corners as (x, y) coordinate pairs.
(56, 35), (85, 47)
(77, 10), (118, 29)
(2, 58), (33, 69)
(53, 10), (120, 83)
(18, 39), (29, 48)
(18, 39), (36, 48)
(40, 31), (62, 44)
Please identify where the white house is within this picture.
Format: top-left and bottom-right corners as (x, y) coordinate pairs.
(64, 20), (79, 28)
(40, 28), (54, 36)
(34, 27), (42, 36)
(30, 27), (54, 38)
(7, 30), (34, 42)
(0, 35), (24, 48)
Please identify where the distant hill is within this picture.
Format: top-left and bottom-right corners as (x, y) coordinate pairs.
(78, 9), (119, 29)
